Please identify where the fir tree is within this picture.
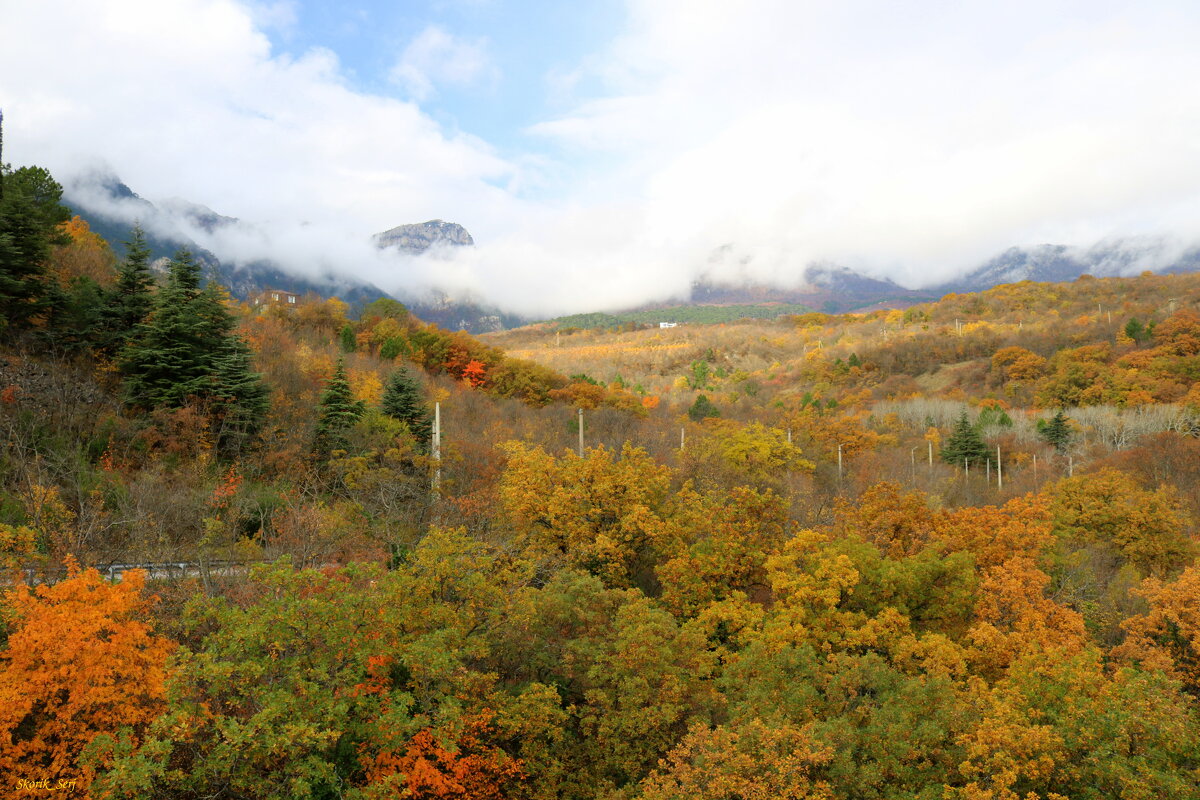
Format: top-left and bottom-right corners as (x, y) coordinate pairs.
(208, 336), (270, 456)
(688, 394), (721, 422)
(1037, 409), (1073, 454)
(381, 367), (432, 451)
(0, 164), (71, 335)
(41, 276), (106, 354)
(120, 250), (212, 408)
(1124, 318), (1146, 343)
(313, 358), (365, 457)
(120, 249), (268, 452)
(98, 224), (155, 353)
(940, 411), (990, 466)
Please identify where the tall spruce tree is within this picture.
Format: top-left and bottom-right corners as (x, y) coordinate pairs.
(41, 275), (107, 354)
(98, 223), (155, 353)
(688, 393), (721, 422)
(1037, 409), (1073, 454)
(120, 249), (268, 451)
(940, 411), (990, 467)
(381, 367), (432, 451)
(313, 358), (365, 457)
(0, 164), (71, 335)
(120, 250), (211, 407)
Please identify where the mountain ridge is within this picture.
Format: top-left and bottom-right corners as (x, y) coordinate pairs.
(59, 169), (1200, 330)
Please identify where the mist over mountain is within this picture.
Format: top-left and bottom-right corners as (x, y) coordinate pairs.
(687, 263), (935, 314)
(61, 170), (518, 330)
(62, 170), (391, 308)
(60, 168), (1200, 330)
(935, 241), (1200, 294)
(641, 238), (1200, 318)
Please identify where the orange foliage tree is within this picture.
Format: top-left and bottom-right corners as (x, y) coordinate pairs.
(935, 494), (1054, 569)
(49, 216), (117, 287)
(832, 482), (937, 558)
(362, 713), (524, 799)
(0, 562), (174, 795)
(1114, 566), (1200, 693)
(966, 556), (1087, 676)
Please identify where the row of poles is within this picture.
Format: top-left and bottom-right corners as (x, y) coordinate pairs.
(431, 405), (1073, 492)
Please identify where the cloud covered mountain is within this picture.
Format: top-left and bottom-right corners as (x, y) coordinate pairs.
(62, 170), (519, 331)
(934, 241), (1200, 294)
(60, 168), (1200, 329)
(62, 170), (392, 309)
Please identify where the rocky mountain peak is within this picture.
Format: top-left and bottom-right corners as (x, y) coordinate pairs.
(373, 220), (474, 253)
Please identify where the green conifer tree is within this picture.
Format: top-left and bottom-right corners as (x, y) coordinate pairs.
(120, 249), (268, 452)
(1037, 409), (1073, 454)
(381, 367), (432, 451)
(209, 336), (271, 456)
(98, 224), (156, 353)
(1124, 318), (1145, 343)
(940, 411), (990, 466)
(688, 393), (721, 422)
(120, 250), (212, 407)
(339, 323), (357, 353)
(0, 164), (71, 335)
(41, 276), (107, 353)
(313, 358), (365, 457)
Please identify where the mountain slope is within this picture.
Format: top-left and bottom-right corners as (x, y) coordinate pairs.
(63, 171), (397, 312)
(934, 241), (1200, 294)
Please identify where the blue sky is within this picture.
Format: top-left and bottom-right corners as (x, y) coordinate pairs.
(261, 1), (623, 159)
(3, 0), (1200, 315)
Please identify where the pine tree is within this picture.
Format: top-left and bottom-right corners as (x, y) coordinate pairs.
(940, 411), (990, 466)
(120, 249), (269, 452)
(381, 367), (432, 451)
(120, 250), (212, 408)
(209, 336), (270, 456)
(98, 223), (156, 353)
(41, 275), (106, 353)
(0, 164), (71, 335)
(1037, 410), (1073, 454)
(688, 393), (721, 422)
(313, 358), (365, 457)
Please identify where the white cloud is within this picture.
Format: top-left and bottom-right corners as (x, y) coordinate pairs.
(390, 25), (495, 101)
(531, 0), (1200, 288)
(4, 0), (1200, 319)
(0, 0), (524, 273)
(245, 0), (298, 33)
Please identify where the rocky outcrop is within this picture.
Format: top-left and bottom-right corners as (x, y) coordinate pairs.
(373, 220), (474, 253)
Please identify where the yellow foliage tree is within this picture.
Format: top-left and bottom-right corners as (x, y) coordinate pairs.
(639, 718), (834, 800)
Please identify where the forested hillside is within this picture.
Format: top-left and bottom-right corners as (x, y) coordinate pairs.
(2, 160), (1200, 799)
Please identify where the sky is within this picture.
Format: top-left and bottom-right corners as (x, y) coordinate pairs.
(3, 0), (1200, 315)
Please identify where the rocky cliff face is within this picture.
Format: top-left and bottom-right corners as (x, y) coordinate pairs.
(373, 220), (474, 253)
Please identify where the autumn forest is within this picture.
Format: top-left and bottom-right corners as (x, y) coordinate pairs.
(2, 159), (1200, 799)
